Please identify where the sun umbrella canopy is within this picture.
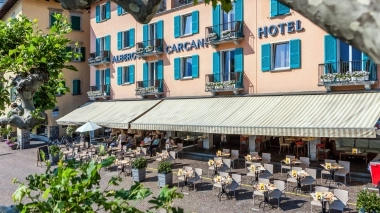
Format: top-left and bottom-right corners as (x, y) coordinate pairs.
(76, 121), (102, 132)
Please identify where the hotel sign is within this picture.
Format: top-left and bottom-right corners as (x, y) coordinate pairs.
(112, 52), (140, 63)
(258, 20), (304, 38)
(166, 38), (208, 54)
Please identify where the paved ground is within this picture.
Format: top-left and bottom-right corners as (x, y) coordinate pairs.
(0, 141), (367, 212)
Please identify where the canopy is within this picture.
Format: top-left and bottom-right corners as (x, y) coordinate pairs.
(57, 100), (161, 129)
(130, 93), (380, 138)
(76, 121), (102, 132)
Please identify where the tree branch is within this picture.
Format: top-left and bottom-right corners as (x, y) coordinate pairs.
(278, 0), (380, 63)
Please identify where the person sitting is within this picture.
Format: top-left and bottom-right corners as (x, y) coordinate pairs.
(125, 135), (133, 150)
(118, 130), (127, 150)
(142, 134), (152, 146)
(148, 135), (160, 157)
(165, 136), (175, 151)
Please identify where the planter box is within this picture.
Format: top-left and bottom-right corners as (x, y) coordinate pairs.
(49, 154), (59, 164)
(10, 144), (17, 150)
(132, 168), (146, 182)
(158, 172), (173, 187)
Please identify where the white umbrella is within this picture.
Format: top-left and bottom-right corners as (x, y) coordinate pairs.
(76, 121), (102, 132)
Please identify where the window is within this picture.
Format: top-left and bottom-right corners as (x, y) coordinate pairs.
(221, 50), (235, 81)
(71, 47), (85, 62)
(123, 67), (130, 84)
(158, 0), (166, 12)
(100, 69), (106, 86)
(182, 14), (192, 36)
(71, 14), (81, 31)
(117, 6), (127, 15)
(100, 4), (107, 21)
(273, 42), (290, 69)
(148, 23), (156, 46)
(181, 57), (193, 78)
(122, 30), (129, 48)
(117, 66), (134, 85)
(149, 61), (158, 84)
(99, 37), (106, 51)
(222, 2), (235, 31)
(117, 29), (134, 50)
(96, 2), (110, 23)
(72, 79), (81, 95)
(270, 0), (290, 17)
(49, 11), (62, 27)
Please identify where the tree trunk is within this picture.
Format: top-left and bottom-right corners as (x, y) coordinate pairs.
(278, 0), (380, 64)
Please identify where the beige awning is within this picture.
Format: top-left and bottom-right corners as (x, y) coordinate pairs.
(57, 100), (161, 129)
(130, 93), (380, 138)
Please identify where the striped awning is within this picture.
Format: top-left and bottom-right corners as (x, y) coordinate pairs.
(57, 100), (161, 129)
(130, 93), (380, 138)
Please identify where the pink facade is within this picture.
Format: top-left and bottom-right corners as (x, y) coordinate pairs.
(89, 0), (379, 101)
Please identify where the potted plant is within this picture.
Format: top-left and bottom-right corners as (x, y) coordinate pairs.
(207, 33), (217, 41)
(157, 161), (173, 187)
(66, 125), (76, 140)
(357, 189), (380, 213)
(5, 137), (18, 150)
(320, 73), (335, 83)
(49, 145), (60, 164)
(0, 126), (12, 142)
(221, 30), (231, 39)
(145, 45), (154, 53)
(132, 157), (148, 182)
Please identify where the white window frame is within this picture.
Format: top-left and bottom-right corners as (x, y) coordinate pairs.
(70, 12), (82, 31)
(100, 3), (107, 21)
(270, 40), (290, 71)
(100, 69), (106, 86)
(220, 49), (235, 81)
(148, 61), (158, 86)
(148, 23), (157, 46)
(122, 30), (130, 49)
(120, 7), (127, 15)
(99, 37), (106, 52)
(72, 47), (82, 62)
(221, 2), (235, 31)
(181, 56), (193, 79)
(122, 66), (130, 84)
(181, 13), (192, 36)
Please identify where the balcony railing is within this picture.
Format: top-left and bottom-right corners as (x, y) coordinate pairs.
(87, 85), (110, 100)
(318, 60), (378, 91)
(136, 38), (163, 57)
(205, 72), (243, 95)
(135, 79), (163, 97)
(205, 21), (244, 46)
(88, 51), (111, 66)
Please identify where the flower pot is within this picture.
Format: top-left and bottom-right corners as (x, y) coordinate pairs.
(365, 75), (369, 81)
(132, 168), (146, 182)
(357, 77), (365, 81)
(351, 77), (357, 82)
(158, 172), (173, 187)
(49, 154), (59, 164)
(10, 144), (17, 150)
(322, 79), (332, 83)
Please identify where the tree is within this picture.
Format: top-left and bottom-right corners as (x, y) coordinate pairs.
(0, 15), (75, 130)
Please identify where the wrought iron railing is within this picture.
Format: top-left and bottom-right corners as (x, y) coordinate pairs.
(205, 72), (243, 91)
(136, 38), (163, 55)
(88, 51), (110, 64)
(135, 79), (163, 95)
(89, 85), (110, 96)
(318, 60), (377, 84)
(205, 21), (243, 43)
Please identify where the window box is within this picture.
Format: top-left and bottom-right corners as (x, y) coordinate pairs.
(88, 58), (95, 63)
(145, 45), (154, 53)
(208, 33), (218, 41)
(136, 48), (144, 53)
(95, 56), (102, 62)
(221, 30), (231, 39)
(320, 73), (335, 83)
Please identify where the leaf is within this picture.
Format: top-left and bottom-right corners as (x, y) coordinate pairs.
(42, 187), (50, 199)
(12, 185), (28, 202)
(101, 156), (115, 168)
(41, 57), (47, 63)
(8, 49), (16, 56)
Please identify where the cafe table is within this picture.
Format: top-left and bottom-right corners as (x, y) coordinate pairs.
(311, 191), (336, 213)
(247, 164), (266, 185)
(288, 170), (309, 193)
(253, 183), (277, 209)
(208, 160), (223, 178)
(321, 163), (344, 186)
(178, 169), (194, 192)
(213, 175), (233, 201)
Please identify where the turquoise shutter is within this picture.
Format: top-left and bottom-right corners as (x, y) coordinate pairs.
(192, 54), (199, 78)
(235, 48), (243, 87)
(96, 38), (100, 53)
(105, 35), (110, 51)
(117, 67), (122, 85)
(290, 39), (301, 69)
(143, 24), (148, 46)
(261, 44), (271, 71)
(324, 34), (337, 73)
(129, 65), (135, 84)
(235, 0), (243, 21)
(71, 16), (81, 31)
(105, 68), (110, 85)
(270, 0), (278, 17)
(157, 20), (163, 39)
(105, 1), (111, 19)
(96, 5), (100, 23)
(95, 70), (100, 90)
(174, 58), (180, 80)
(129, 28), (135, 47)
(174, 15), (180, 38)
(117, 32), (122, 50)
(362, 53), (376, 79)
(117, 5), (122, 16)
(278, 2), (290, 15)
(80, 47), (85, 62)
(157, 60), (163, 79)
(213, 52), (220, 82)
(192, 11), (199, 34)
(143, 62), (148, 87)
(212, 5), (221, 38)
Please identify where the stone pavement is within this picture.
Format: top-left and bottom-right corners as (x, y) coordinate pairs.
(0, 142), (366, 212)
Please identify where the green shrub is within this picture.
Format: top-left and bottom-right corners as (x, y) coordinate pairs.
(132, 157), (147, 169)
(157, 161), (172, 174)
(357, 189), (380, 213)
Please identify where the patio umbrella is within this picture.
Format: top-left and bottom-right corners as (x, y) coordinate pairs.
(76, 121), (102, 132)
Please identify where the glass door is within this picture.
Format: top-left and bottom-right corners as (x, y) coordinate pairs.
(148, 23), (156, 46)
(222, 3), (235, 31)
(149, 62), (157, 86)
(222, 50), (235, 81)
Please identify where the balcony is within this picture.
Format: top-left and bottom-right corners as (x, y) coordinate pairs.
(205, 21), (244, 47)
(318, 60), (378, 91)
(205, 72), (243, 95)
(87, 85), (110, 100)
(88, 51), (111, 66)
(135, 79), (163, 98)
(136, 39), (163, 58)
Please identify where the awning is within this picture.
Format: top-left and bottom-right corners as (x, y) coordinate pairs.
(57, 100), (161, 129)
(130, 93), (380, 138)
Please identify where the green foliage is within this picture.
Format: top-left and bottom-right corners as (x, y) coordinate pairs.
(0, 125), (12, 136)
(195, 0), (233, 12)
(157, 161), (172, 174)
(48, 145), (60, 156)
(132, 157), (148, 169)
(65, 125), (76, 137)
(0, 14), (78, 115)
(98, 144), (107, 156)
(357, 189), (380, 213)
(10, 137), (17, 142)
(149, 186), (184, 213)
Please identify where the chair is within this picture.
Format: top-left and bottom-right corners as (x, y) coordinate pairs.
(311, 186), (329, 212)
(329, 189), (349, 212)
(230, 20), (241, 38)
(245, 152), (258, 172)
(259, 163), (274, 180)
(167, 151), (176, 164)
(321, 159), (337, 183)
(246, 162), (262, 184)
(294, 141), (305, 157)
(226, 174), (241, 198)
(219, 158), (232, 173)
(178, 166), (193, 187)
(174, 143), (183, 159)
(300, 157), (310, 169)
(286, 166), (302, 190)
(136, 42), (143, 51)
(281, 155), (295, 177)
(155, 38), (162, 51)
(261, 153), (271, 164)
(187, 168), (202, 191)
(141, 147), (148, 156)
(301, 168), (317, 193)
(316, 143), (330, 162)
(279, 137), (291, 154)
(334, 160), (351, 185)
(230, 150), (239, 169)
(268, 180), (286, 209)
(223, 149), (230, 154)
(208, 157), (222, 177)
(253, 178), (270, 205)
